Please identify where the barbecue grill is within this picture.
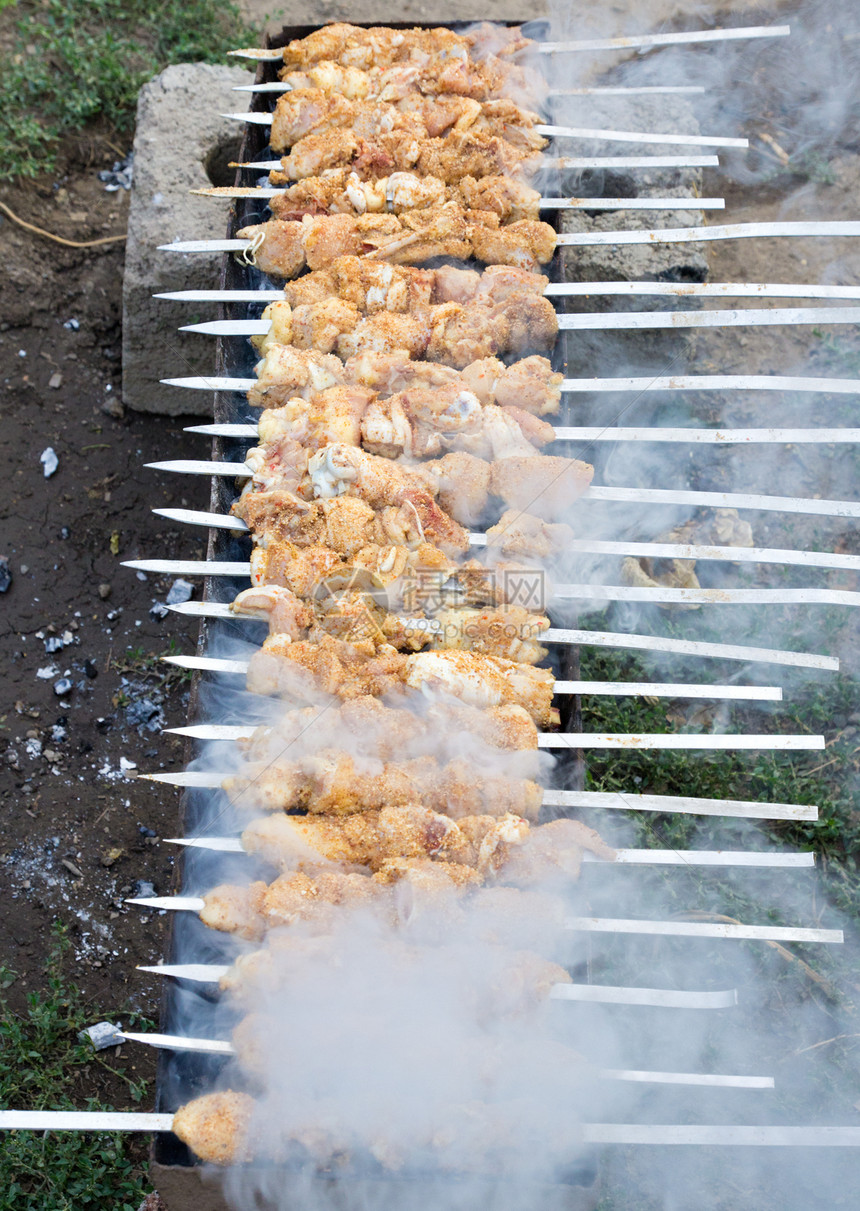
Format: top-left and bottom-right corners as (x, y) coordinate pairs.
(6, 14), (860, 1211)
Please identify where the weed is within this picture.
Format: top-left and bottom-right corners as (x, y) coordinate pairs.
(0, 0), (254, 180)
(0, 924), (155, 1210)
(109, 639), (193, 693)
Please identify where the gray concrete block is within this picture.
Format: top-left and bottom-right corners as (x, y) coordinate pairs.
(122, 63), (249, 416)
(556, 96), (708, 383)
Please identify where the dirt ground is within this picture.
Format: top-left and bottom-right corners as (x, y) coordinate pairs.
(0, 0), (859, 1195)
(0, 166), (208, 1095)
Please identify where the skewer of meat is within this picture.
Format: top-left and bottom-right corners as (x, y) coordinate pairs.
(5, 1106), (858, 1157)
(168, 219), (860, 272)
(209, 345), (562, 418)
(129, 879), (836, 944)
(230, 21), (790, 70)
(192, 170), (726, 216)
(260, 92), (548, 155)
(222, 206), (560, 277)
(228, 94), (747, 153)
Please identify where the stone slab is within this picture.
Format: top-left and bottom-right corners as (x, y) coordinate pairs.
(557, 95), (708, 387)
(122, 63), (249, 416)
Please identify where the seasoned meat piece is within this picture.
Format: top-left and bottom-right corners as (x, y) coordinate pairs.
(237, 220), (306, 278)
(335, 311), (431, 360)
(457, 354), (561, 417)
(474, 265), (550, 303)
(487, 951), (573, 1016)
(274, 128), (365, 180)
(425, 300), (506, 367)
(403, 650), (555, 727)
(243, 805), (463, 872)
(199, 881), (268, 941)
(262, 868), (388, 927)
(245, 633), (556, 724)
(495, 294), (559, 353)
(422, 451), (492, 526)
(431, 265), (482, 303)
(256, 386), (375, 451)
(485, 510), (574, 560)
(249, 346), (345, 410)
(173, 1092), (255, 1166)
(250, 543), (344, 598)
(489, 455), (594, 522)
(432, 605), (549, 664)
(271, 88), (358, 147)
(304, 442), (433, 507)
(289, 298), (361, 354)
(468, 219), (557, 273)
(457, 175), (541, 222)
(230, 585), (315, 638)
(500, 818), (618, 884)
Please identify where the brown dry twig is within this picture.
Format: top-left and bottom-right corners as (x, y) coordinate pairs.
(0, 199), (126, 248)
(677, 910), (841, 1002)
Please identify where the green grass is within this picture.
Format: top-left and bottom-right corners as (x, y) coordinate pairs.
(575, 620), (860, 918)
(0, 0), (254, 181)
(0, 925), (155, 1210)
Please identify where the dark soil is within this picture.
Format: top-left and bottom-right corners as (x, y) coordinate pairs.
(0, 162), (209, 1101)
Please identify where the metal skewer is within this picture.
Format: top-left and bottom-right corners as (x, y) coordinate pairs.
(175, 306), (860, 337)
(153, 742), (814, 820)
(182, 419), (860, 446)
(138, 964), (739, 1007)
(528, 25), (791, 52)
(139, 463), (860, 520)
(190, 188), (727, 210)
(233, 83), (708, 97)
(226, 26), (791, 62)
(161, 221), (860, 257)
(116, 1029), (774, 1088)
(156, 281), (860, 302)
(237, 155), (721, 171)
(142, 712), (828, 741)
(153, 738), (819, 820)
(222, 111), (749, 149)
(126, 896), (839, 945)
(185, 422), (860, 445)
(153, 509), (860, 573)
(6, 1111), (860, 1147)
(155, 602), (836, 673)
(159, 372), (860, 396)
(124, 555), (860, 606)
(164, 836), (813, 870)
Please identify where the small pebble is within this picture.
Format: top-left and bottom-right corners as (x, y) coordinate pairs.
(53, 678), (73, 697)
(48, 372), (63, 390)
(45, 636), (64, 653)
(98, 583), (112, 600)
(40, 447), (59, 478)
(61, 858), (83, 878)
(83, 659), (98, 680)
(78, 1022), (123, 1051)
(63, 318), (80, 331)
(134, 880), (156, 898)
(166, 578), (194, 605)
(59, 527), (70, 540)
